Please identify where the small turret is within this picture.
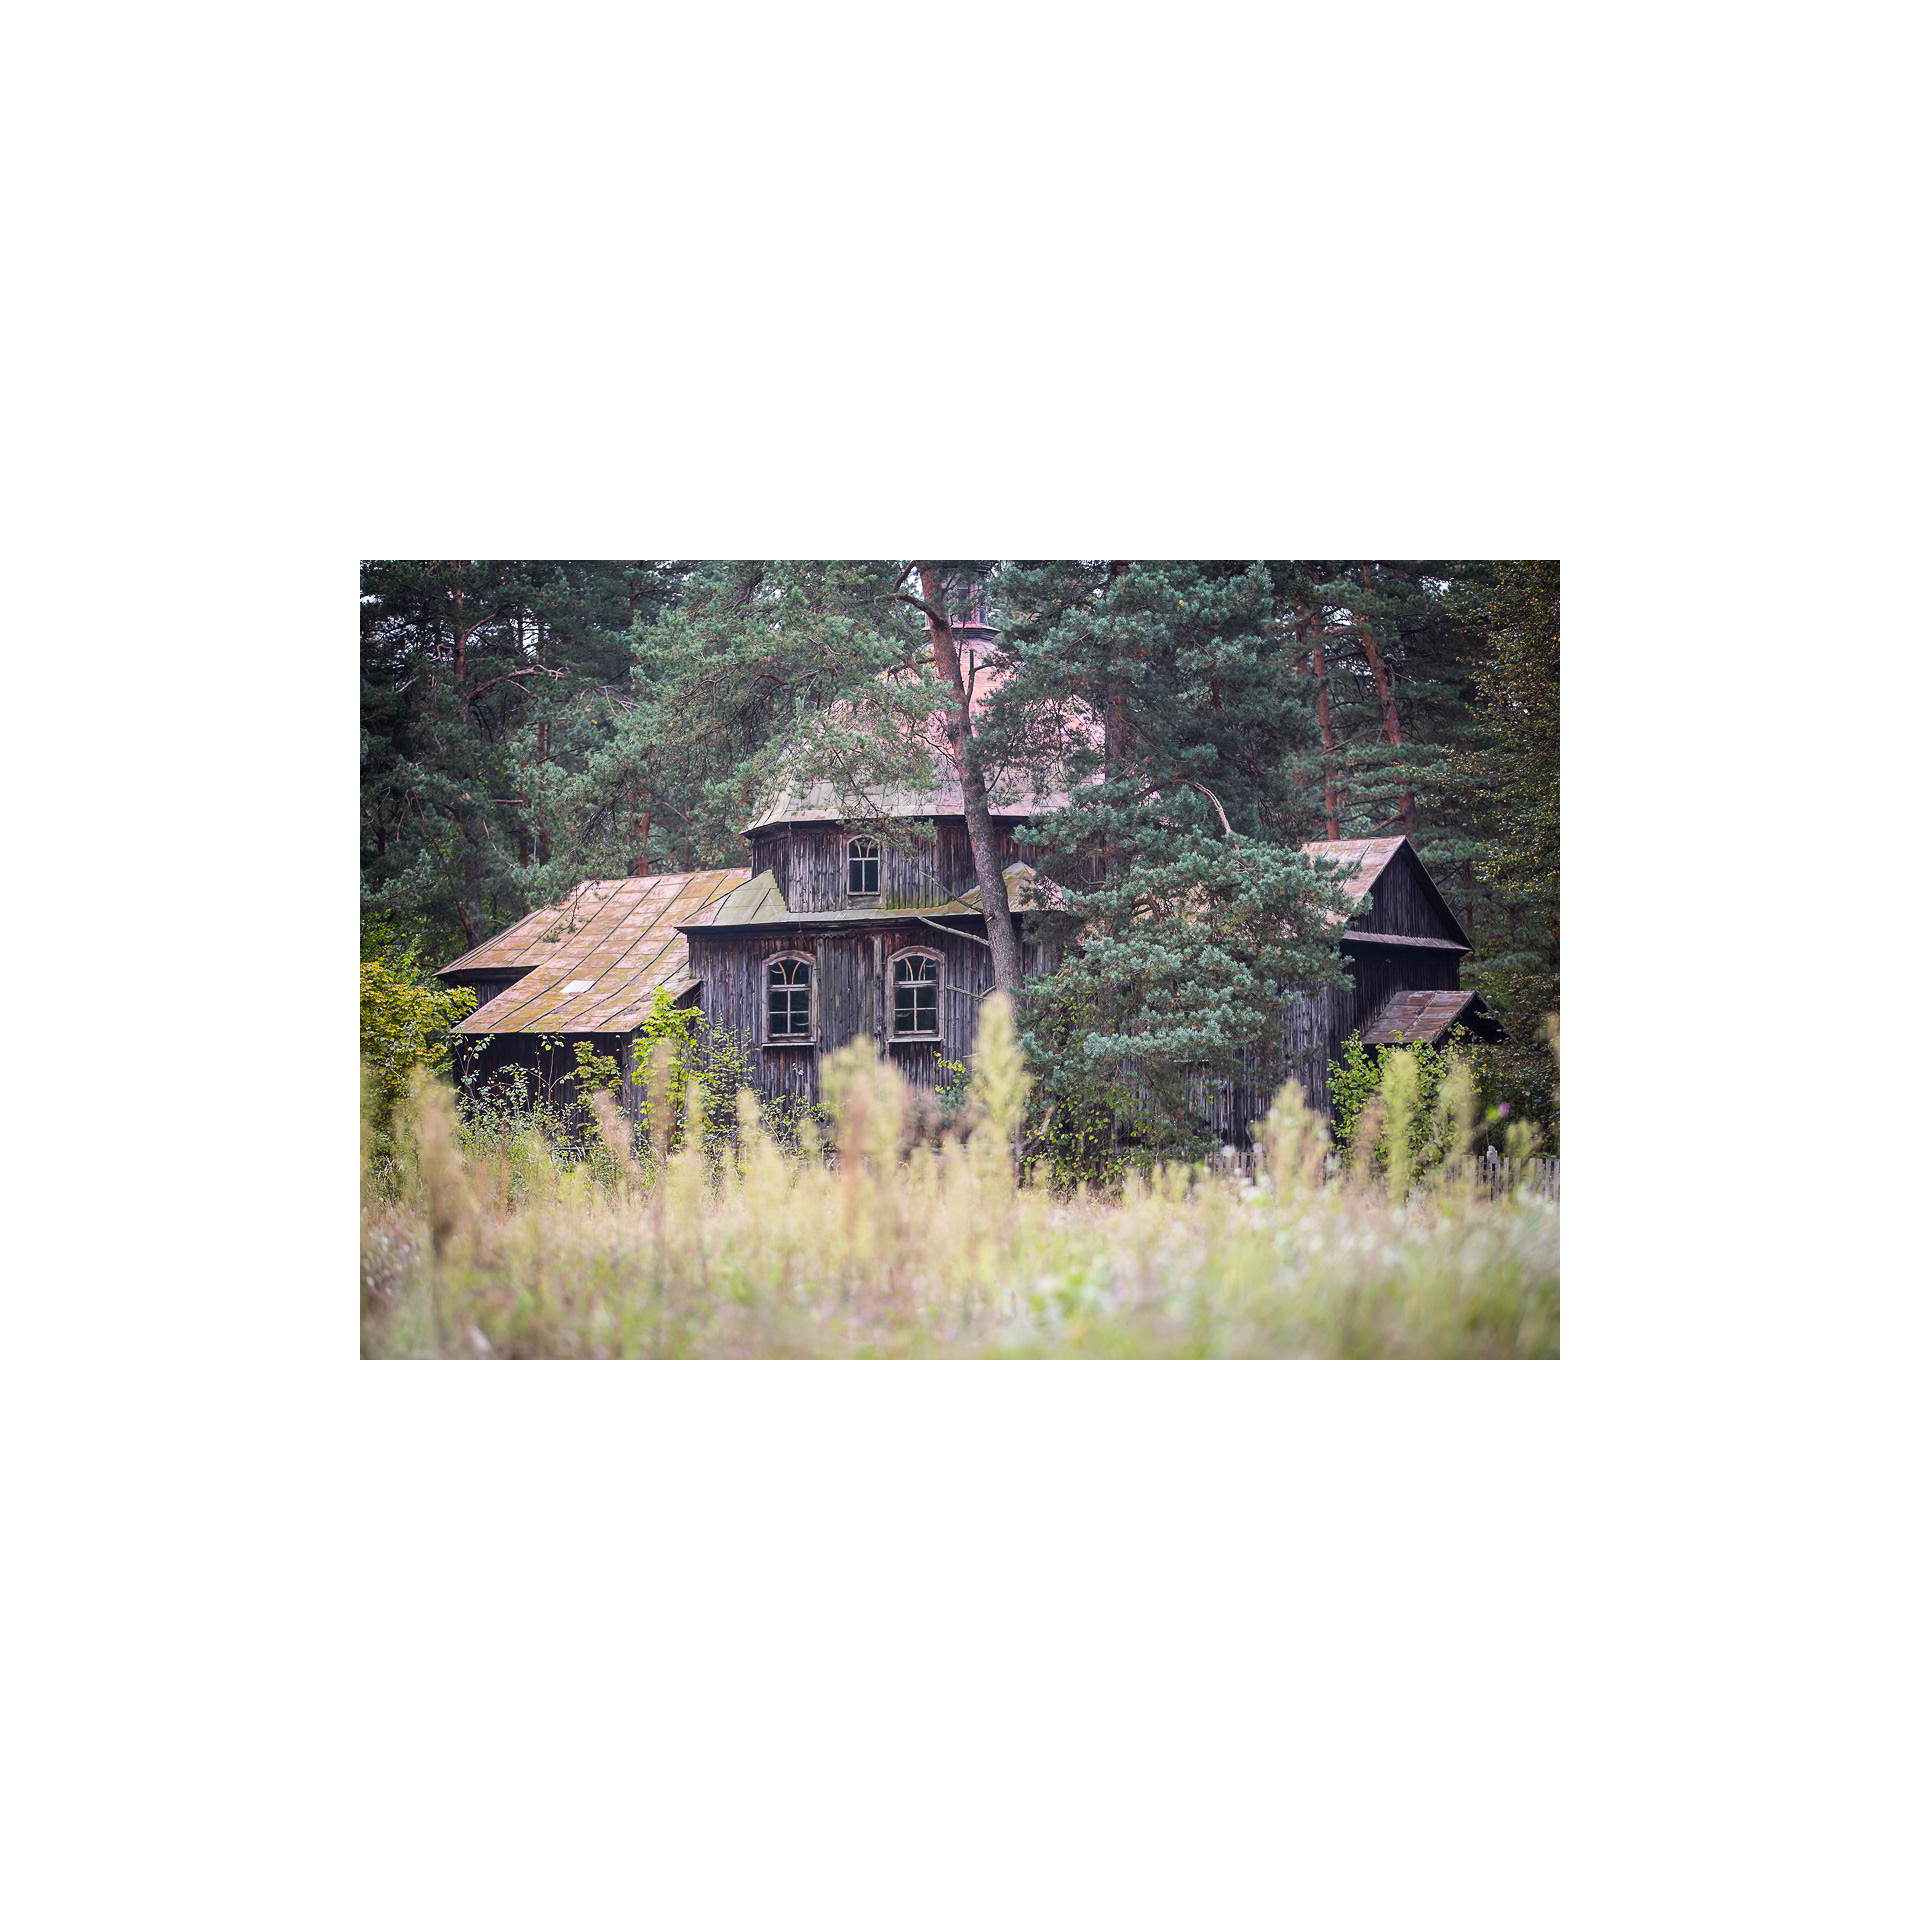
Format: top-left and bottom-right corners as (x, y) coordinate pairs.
(943, 562), (995, 644)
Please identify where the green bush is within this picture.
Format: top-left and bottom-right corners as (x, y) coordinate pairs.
(1329, 1031), (1484, 1173)
(626, 990), (820, 1165)
(569, 1041), (622, 1098)
(933, 1052), (971, 1120)
(360, 935), (474, 1166)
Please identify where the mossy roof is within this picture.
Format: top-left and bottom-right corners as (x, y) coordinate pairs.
(691, 863), (1044, 932)
(437, 867), (750, 1035)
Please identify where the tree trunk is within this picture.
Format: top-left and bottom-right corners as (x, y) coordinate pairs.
(1355, 616), (1413, 828)
(1303, 608), (1338, 838)
(1102, 560), (1132, 776)
(449, 565), (485, 933)
(916, 563), (1023, 1003)
(450, 566), (477, 706)
(1103, 685), (1127, 773)
(457, 817), (483, 947)
(534, 718), (551, 863)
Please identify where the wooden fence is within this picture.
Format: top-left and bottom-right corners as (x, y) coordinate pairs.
(1204, 1144), (1560, 1200)
(1482, 1146), (1559, 1200)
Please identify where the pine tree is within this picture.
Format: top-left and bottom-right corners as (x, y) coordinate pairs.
(983, 561), (1355, 1159)
(535, 561), (950, 905)
(360, 560), (676, 957)
(1448, 560), (1560, 1141)
(1265, 566), (1484, 839)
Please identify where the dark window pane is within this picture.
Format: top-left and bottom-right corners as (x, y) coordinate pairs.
(893, 955), (938, 1034)
(768, 959), (812, 1038)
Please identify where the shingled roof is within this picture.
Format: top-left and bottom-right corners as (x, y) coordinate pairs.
(745, 765), (1067, 830)
(1303, 835), (1472, 948)
(1302, 835), (1406, 904)
(1357, 989), (1504, 1046)
(438, 867), (749, 1035)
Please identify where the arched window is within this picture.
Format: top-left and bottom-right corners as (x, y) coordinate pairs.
(846, 835), (880, 898)
(890, 949), (941, 1042)
(764, 953), (814, 1044)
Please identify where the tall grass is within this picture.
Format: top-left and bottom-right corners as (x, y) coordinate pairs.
(361, 998), (1559, 1359)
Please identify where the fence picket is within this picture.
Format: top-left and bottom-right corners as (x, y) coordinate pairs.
(1204, 1141), (1559, 1199)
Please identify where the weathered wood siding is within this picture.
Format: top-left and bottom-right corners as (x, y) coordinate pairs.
(1347, 844), (1464, 942)
(1191, 932), (1465, 1142)
(448, 1030), (630, 1140)
(747, 820), (1023, 913)
(442, 967), (535, 1009)
(686, 919), (1042, 1105)
(682, 909), (1462, 1140)
(451, 837), (1481, 1151)
(1174, 986), (1341, 1142)
(1343, 942), (1459, 1020)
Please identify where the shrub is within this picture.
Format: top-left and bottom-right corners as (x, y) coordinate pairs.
(626, 990), (820, 1166)
(360, 941), (475, 1172)
(1329, 1030), (1492, 1173)
(569, 1041), (621, 1098)
(933, 1053), (971, 1120)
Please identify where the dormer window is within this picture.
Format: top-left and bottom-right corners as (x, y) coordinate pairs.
(764, 953), (814, 1044)
(890, 949), (942, 1041)
(846, 835), (880, 899)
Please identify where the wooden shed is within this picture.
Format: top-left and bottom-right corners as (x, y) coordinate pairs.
(1170, 835), (1503, 1139)
(1274, 835), (1504, 1112)
(436, 867), (750, 1124)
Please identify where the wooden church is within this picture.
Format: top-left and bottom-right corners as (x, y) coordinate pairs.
(438, 600), (1498, 1138)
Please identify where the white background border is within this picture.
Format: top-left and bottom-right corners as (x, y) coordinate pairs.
(7, 3), (1911, 1914)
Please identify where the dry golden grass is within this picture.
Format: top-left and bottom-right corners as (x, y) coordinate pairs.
(361, 1000), (1558, 1360)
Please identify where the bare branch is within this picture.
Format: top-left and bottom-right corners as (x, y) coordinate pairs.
(466, 663), (566, 703)
(1160, 777), (1236, 836)
(917, 915), (992, 949)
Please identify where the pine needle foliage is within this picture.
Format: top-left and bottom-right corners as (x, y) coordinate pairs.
(982, 562), (1357, 1167)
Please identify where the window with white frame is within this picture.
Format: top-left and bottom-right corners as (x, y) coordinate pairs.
(846, 835), (880, 898)
(890, 949), (941, 1041)
(764, 953), (814, 1043)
